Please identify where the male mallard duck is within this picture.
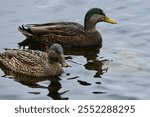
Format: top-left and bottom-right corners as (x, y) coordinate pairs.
(18, 8), (117, 48)
(0, 44), (68, 77)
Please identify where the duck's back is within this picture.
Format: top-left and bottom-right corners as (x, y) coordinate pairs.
(19, 22), (91, 47)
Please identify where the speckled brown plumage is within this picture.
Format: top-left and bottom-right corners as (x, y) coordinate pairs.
(0, 44), (67, 77)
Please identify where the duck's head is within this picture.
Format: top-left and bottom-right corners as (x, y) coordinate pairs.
(48, 43), (69, 67)
(48, 50), (60, 64)
(84, 8), (117, 30)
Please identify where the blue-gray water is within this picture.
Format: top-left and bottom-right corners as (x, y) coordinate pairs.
(0, 0), (150, 99)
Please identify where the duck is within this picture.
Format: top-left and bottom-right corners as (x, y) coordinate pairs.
(18, 8), (117, 48)
(0, 44), (68, 77)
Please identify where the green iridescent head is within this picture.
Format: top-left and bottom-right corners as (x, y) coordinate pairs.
(84, 8), (117, 26)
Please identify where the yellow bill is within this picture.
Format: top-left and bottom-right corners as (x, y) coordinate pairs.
(104, 16), (117, 24)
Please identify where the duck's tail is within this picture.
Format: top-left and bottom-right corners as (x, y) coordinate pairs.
(0, 52), (10, 69)
(18, 25), (34, 38)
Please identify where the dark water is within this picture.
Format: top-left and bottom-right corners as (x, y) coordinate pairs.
(0, 0), (150, 99)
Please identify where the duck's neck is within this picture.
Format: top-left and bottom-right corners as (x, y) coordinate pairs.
(84, 19), (102, 46)
(48, 62), (63, 76)
(84, 20), (97, 33)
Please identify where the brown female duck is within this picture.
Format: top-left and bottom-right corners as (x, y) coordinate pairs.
(18, 8), (117, 48)
(0, 44), (68, 77)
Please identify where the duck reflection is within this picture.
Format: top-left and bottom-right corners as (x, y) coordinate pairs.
(47, 81), (69, 100)
(65, 46), (109, 78)
(84, 59), (108, 78)
(22, 44), (109, 78)
(0, 67), (69, 100)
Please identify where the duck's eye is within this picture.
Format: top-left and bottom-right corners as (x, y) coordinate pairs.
(98, 14), (105, 21)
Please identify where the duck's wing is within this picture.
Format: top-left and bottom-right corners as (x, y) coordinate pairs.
(22, 50), (48, 61)
(25, 22), (84, 30)
(5, 48), (48, 61)
(18, 22), (87, 47)
(19, 22), (85, 37)
(15, 51), (42, 66)
(0, 49), (47, 76)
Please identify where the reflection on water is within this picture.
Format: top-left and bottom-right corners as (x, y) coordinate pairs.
(47, 81), (69, 100)
(0, 67), (69, 100)
(84, 59), (108, 78)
